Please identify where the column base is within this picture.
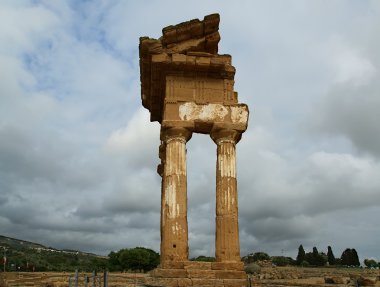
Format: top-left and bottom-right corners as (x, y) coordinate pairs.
(144, 261), (247, 287)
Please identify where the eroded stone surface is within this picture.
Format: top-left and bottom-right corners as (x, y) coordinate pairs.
(177, 102), (248, 126)
(140, 14), (239, 122)
(139, 13), (249, 287)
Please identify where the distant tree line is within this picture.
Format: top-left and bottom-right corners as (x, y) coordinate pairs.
(242, 252), (296, 267)
(296, 245), (361, 267)
(242, 245), (379, 268)
(1, 246), (108, 272)
(3, 241), (379, 273)
(1, 243), (159, 273)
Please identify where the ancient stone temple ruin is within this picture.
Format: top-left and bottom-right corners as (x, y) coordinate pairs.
(139, 14), (249, 287)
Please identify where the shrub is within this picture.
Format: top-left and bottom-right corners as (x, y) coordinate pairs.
(296, 245), (306, 265)
(271, 256), (295, 266)
(244, 263), (261, 274)
(300, 260), (310, 267)
(364, 259), (377, 268)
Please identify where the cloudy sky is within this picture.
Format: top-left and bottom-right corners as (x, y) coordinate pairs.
(1, 1), (379, 262)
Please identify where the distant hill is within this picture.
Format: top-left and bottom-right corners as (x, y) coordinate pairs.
(0, 235), (47, 250)
(0, 234), (104, 257)
(0, 234), (108, 272)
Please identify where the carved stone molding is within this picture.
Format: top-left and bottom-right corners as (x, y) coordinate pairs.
(161, 127), (192, 143)
(210, 128), (242, 145)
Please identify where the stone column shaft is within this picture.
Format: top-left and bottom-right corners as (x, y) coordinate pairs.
(212, 130), (241, 263)
(160, 128), (191, 263)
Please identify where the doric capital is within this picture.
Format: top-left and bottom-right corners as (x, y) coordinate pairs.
(210, 128), (241, 145)
(161, 127), (192, 143)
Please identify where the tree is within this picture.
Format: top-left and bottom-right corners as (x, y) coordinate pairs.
(110, 247), (159, 272)
(108, 251), (122, 271)
(252, 252), (270, 262)
(327, 246), (336, 265)
(364, 259), (377, 268)
(351, 249), (360, 266)
(334, 258), (342, 265)
(341, 249), (350, 266)
(341, 248), (360, 266)
(312, 247), (326, 266)
(119, 248), (149, 271)
(304, 247), (327, 266)
(296, 245), (306, 265)
(300, 260), (310, 267)
(90, 257), (108, 271)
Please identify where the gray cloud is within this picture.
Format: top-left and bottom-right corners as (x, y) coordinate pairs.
(0, 0), (379, 262)
(312, 81), (380, 157)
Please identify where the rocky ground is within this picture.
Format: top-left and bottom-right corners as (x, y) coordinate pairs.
(249, 266), (380, 286)
(0, 267), (379, 287)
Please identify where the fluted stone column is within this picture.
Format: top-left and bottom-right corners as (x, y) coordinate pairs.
(160, 127), (192, 264)
(211, 129), (242, 263)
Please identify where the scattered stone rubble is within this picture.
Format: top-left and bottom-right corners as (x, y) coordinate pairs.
(249, 266), (380, 287)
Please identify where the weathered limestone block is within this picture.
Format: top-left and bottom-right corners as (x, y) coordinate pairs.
(222, 279), (247, 287)
(191, 278), (224, 287)
(177, 278), (193, 287)
(183, 261), (212, 270)
(164, 75), (237, 104)
(187, 269), (216, 279)
(140, 14), (237, 122)
(161, 14), (219, 49)
(145, 277), (179, 287)
(211, 262), (244, 271)
(215, 271), (247, 280)
(357, 276), (377, 286)
(159, 261), (185, 269)
(324, 276), (349, 284)
(163, 102), (248, 134)
(150, 268), (188, 278)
